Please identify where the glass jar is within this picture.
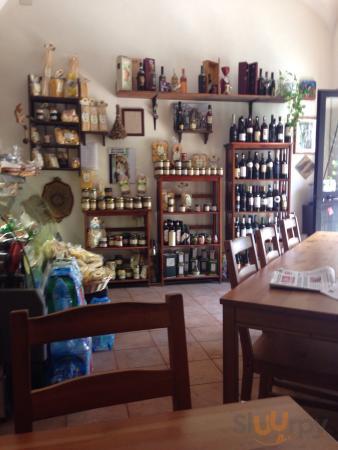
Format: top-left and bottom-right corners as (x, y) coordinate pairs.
(108, 236), (115, 247)
(211, 205), (218, 212)
(198, 234), (205, 245)
(188, 168), (194, 176)
(133, 265), (140, 280)
(175, 161), (182, 169)
(211, 167), (217, 175)
(217, 167), (224, 176)
(134, 197), (143, 209)
(105, 187), (113, 196)
(142, 196), (152, 210)
(164, 168), (170, 175)
(129, 234), (138, 246)
(36, 108), (45, 120)
(182, 168), (188, 176)
(179, 205), (186, 212)
(81, 188), (90, 199)
(126, 268), (133, 279)
(50, 109), (58, 121)
(90, 199), (97, 211)
(163, 160), (170, 169)
(89, 188), (97, 200)
(206, 234), (212, 244)
(191, 234), (198, 245)
(204, 204), (210, 212)
(155, 168), (164, 176)
(168, 206), (175, 213)
(138, 234), (146, 246)
(81, 198), (90, 211)
(170, 168), (176, 175)
(106, 197), (115, 210)
(125, 197), (134, 209)
(97, 196), (106, 210)
(115, 235), (123, 247)
(154, 160), (164, 169)
(200, 167), (206, 175)
(116, 197), (124, 210)
(194, 204), (201, 212)
(176, 169), (182, 176)
(99, 238), (108, 248)
(168, 197), (175, 206)
(122, 234), (130, 246)
(195, 167), (200, 176)
(206, 167), (212, 175)
(117, 269), (126, 280)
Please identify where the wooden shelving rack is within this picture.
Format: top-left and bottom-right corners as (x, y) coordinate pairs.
(156, 174), (223, 284)
(225, 142), (292, 239)
(83, 209), (151, 286)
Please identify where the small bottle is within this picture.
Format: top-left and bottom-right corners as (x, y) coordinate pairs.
(257, 68), (265, 95)
(276, 116), (284, 143)
(284, 114), (293, 143)
(180, 68), (187, 93)
(206, 105), (212, 131)
(260, 154), (267, 180)
(246, 151), (253, 179)
(159, 66), (166, 92)
(281, 149), (288, 179)
(261, 116), (268, 142)
(198, 65), (207, 93)
(239, 153), (247, 179)
(234, 153), (240, 179)
(253, 116), (261, 142)
(176, 101), (184, 131)
(245, 116), (253, 142)
(229, 114), (238, 142)
(171, 70), (179, 91)
(267, 185), (274, 211)
(269, 72), (276, 96)
(238, 116), (246, 142)
(252, 152), (260, 179)
(168, 222), (176, 247)
(268, 115), (276, 142)
(137, 62), (145, 90)
(266, 151), (274, 179)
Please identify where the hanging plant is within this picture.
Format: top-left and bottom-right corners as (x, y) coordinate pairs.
(277, 71), (305, 128)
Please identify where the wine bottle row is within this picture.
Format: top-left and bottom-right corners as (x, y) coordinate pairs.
(234, 212), (288, 238)
(235, 182), (288, 213)
(163, 220), (219, 247)
(229, 114), (293, 143)
(235, 150), (288, 180)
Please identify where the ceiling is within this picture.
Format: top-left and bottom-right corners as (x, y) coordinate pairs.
(300, 0), (337, 31)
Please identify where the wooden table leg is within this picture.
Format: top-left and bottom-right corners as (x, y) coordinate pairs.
(222, 304), (239, 403)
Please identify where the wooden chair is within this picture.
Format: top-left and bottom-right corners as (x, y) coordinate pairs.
(10, 294), (191, 433)
(280, 215), (301, 251)
(226, 234), (338, 407)
(256, 225), (281, 268)
(225, 235), (260, 287)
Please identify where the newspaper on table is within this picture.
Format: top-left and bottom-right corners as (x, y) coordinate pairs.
(270, 266), (338, 300)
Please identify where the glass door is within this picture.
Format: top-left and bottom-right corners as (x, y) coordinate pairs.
(313, 90), (338, 232)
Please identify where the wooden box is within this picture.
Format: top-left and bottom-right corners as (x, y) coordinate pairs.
(238, 61), (248, 94)
(116, 56), (132, 91)
(132, 58), (142, 91)
(203, 59), (220, 94)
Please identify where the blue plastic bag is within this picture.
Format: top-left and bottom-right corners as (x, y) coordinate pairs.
(90, 296), (115, 352)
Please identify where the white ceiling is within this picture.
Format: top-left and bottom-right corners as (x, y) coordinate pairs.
(300, 0), (338, 31)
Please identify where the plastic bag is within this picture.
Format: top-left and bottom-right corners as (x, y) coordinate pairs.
(90, 295), (115, 352)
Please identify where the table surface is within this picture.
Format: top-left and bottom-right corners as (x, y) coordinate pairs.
(220, 231), (338, 319)
(0, 397), (336, 449)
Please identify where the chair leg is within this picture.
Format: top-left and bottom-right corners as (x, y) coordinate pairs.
(259, 373), (273, 399)
(241, 365), (254, 401)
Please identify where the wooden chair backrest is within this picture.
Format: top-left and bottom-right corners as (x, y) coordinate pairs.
(280, 215), (301, 251)
(225, 235), (260, 289)
(256, 225), (281, 268)
(10, 294), (191, 434)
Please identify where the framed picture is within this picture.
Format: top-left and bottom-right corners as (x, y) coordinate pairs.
(295, 155), (315, 180)
(121, 108), (144, 136)
(299, 80), (316, 100)
(109, 148), (136, 184)
(294, 116), (316, 154)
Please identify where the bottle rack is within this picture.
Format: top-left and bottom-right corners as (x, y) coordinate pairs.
(156, 174), (223, 284)
(225, 142), (292, 239)
(83, 209), (151, 286)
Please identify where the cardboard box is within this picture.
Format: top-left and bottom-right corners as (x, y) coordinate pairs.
(116, 55), (132, 91)
(203, 59), (220, 94)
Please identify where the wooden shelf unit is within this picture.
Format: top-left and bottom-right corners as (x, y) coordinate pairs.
(225, 142), (292, 239)
(156, 174), (223, 284)
(83, 209), (151, 286)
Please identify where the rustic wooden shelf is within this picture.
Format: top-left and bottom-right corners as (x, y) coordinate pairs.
(155, 175), (222, 182)
(31, 142), (80, 149)
(176, 128), (212, 144)
(116, 90), (286, 104)
(30, 118), (80, 128)
(83, 209), (150, 217)
(108, 278), (148, 285)
(163, 274), (220, 281)
(85, 246), (148, 251)
(82, 130), (108, 146)
(226, 142), (292, 150)
(163, 243), (220, 250)
(232, 178), (288, 183)
(30, 95), (79, 104)
(163, 211), (218, 215)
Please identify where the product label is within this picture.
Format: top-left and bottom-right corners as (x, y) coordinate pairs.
(262, 129), (268, 140)
(285, 126), (292, 137)
(241, 228), (247, 237)
(261, 164), (267, 173)
(246, 162), (253, 168)
(278, 133), (284, 141)
(235, 168), (240, 178)
(254, 163), (260, 171)
(274, 195), (281, 204)
(267, 197), (273, 209)
(207, 116), (212, 124)
(164, 229), (169, 243)
(262, 197), (267, 206)
(248, 197), (254, 206)
(282, 164), (288, 175)
(240, 166), (247, 177)
(254, 197), (261, 208)
(267, 161), (273, 168)
(239, 133), (246, 142)
(281, 194), (287, 209)
(246, 127), (253, 134)
(254, 131), (261, 142)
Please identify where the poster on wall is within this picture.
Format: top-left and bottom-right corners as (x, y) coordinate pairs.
(109, 148), (136, 184)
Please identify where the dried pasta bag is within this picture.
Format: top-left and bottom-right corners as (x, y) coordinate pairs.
(41, 43), (55, 96)
(80, 98), (90, 131)
(64, 56), (79, 98)
(97, 101), (108, 132)
(89, 100), (99, 131)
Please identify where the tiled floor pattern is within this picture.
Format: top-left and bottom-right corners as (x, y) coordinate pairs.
(1, 281), (337, 439)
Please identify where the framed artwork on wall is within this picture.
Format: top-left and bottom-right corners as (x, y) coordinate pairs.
(121, 108), (144, 136)
(294, 116), (316, 154)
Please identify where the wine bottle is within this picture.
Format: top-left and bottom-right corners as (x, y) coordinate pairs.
(267, 185), (273, 211)
(266, 151), (274, 179)
(257, 68), (265, 95)
(238, 116), (246, 142)
(168, 221), (176, 246)
(246, 116), (253, 142)
(273, 182), (281, 211)
(171, 70), (179, 91)
(175, 220), (182, 244)
(234, 216), (240, 238)
(198, 65), (207, 93)
(137, 62), (146, 90)
(259, 216), (266, 229)
(273, 149), (280, 179)
(261, 116), (268, 142)
(239, 153), (247, 179)
(260, 153), (267, 179)
(253, 152), (260, 179)
(176, 102), (184, 131)
(240, 185), (247, 212)
(180, 68), (187, 93)
(159, 66), (166, 92)
(260, 186), (267, 212)
(246, 151), (253, 179)
(254, 116), (261, 142)
(230, 114), (238, 142)
(276, 116), (284, 143)
(163, 220), (169, 245)
(234, 153), (240, 179)
(264, 71), (270, 95)
(235, 185), (241, 212)
(246, 215), (253, 235)
(269, 72), (276, 96)
(254, 186), (261, 212)
(281, 182), (288, 212)
(240, 216), (247, 237)
(284, 114), (293, 143)
(281, 149), (288, 179)
(246, 185), (253, 212)
(268, 115), (276, 142)
(206, 105), (213, 132)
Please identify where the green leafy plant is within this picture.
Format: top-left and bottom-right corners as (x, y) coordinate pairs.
(277, 71), (305, 128)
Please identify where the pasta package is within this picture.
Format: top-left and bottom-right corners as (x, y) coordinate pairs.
(54, 128), (79, 145)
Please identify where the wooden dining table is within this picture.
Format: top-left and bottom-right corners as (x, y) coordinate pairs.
(220, 231), (338, 404)
(0, 396), (336, 449)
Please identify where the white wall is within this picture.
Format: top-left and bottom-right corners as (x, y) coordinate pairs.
(0, 0), (334, 243)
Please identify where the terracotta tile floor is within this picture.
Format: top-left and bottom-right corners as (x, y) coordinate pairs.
(1, 281), (337, 439)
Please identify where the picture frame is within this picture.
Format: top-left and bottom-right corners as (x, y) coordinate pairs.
(294, 116), (316, 154)
(121, 108), (144, 136)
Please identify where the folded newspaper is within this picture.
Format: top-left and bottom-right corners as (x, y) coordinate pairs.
(270, 266), (338, 300)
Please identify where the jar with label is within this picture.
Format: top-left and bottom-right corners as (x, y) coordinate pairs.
(206, 167), (212, 175)
(36, 108), (45, 120)
(134, 197), (143, 209)
(99, 238), (108, 248)
(170, 168), (176, 175)
(125, 197), (134, 209)
(108, 236), (115, 247)
(191, 234), (198, 245)
(138, 234), (146, 246)
(168, 197), (175, 207)
(82, 188), (90, 199)
(200, 167), (206, 175)
(206, 234), (212, 244)
(175, 161), (182, 169)
(195, 167), (200, 176)
(198, 234), (205, 245)
(213, 234), (219, 244)
(182, 168), (188, 175)
(204, 204), (210, 212)
(188, 168), (194, 176)
(115, 236), (123, 247)
(97, 196), (106, 210)
(164, 168), (170, 175)
(115, 257), (123, 266)
(122, 234), (130, 246)
(155, 168), (164, 176)
(89, 188), (97, 200)
(133, 265), (140, 280)
(129, 234), (138, 246)
(211, 205), (217, 212)
(211, 167), (217, 175)
(179, 205), (186, 212)
(168, 206), (175, 213)
(176, 169), (182, 175)
(217, 167), (224, 176)
(155, 160), (164, 169)
(116, 197), (124, 210)
(142, 196), (152, 210)
(117, 269), (126, 280)
(81, 198), (90, 211)
(106, 197), (115, 210)
(50, 109), (59, 121)
(195, 204), (201, 212)
(163, 160), (170, 169)
(90, 199), (97, 210)
(126, 268), (133, 279)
